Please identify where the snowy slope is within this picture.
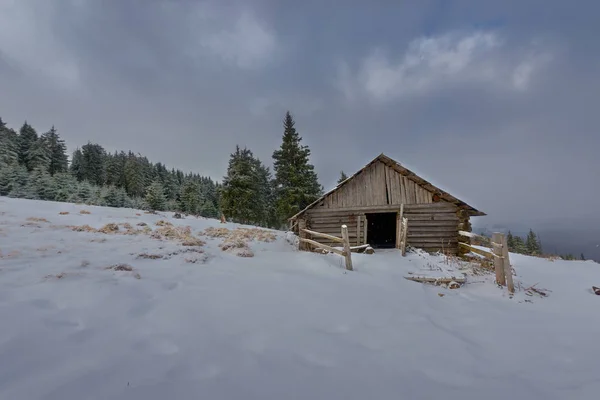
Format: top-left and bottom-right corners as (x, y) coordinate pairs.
(1, 196), (600, 400)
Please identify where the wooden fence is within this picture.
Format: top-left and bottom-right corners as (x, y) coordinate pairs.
(299, 225), (353, 271)
(458, 231), (514, 294)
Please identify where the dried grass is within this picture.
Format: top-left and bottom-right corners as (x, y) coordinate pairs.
(203, 227), (231, 238)
(107, 263), (134, 272)
(137, 253), (164, 260)
(59, 211), (70, 215)
(79, 210), (91, 215)
(98, 223), (119, 234)
(27, 217), (50, 223)
(155, 220), (173, 227)
(45, 272), (68, 280)
(150, 225), (205, 246)
(136, 222), (148, 227)
(71, 224), (96, 232)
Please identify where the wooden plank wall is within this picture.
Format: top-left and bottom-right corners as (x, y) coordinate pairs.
(404, 203), (460, 254)
(305, 214), (365, 247)
(320, 161), (433, 209)
(306, 203), (460, 254)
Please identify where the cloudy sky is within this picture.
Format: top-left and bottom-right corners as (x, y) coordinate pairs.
(1, 0), (599, 241)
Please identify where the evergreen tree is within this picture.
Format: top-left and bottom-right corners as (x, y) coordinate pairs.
(0, 118), (19, 167)
(220, 146), (265, 225)
(180, 180), (203, 215)
(41, 126), (68, 175)
(337, 171), (348, 184)
(124, 153), (146, 197)
(81, 142), (106, 186)
(145, 180), (166, 211)
(513, 235), (527, 254)
(272, 111), (322, 225)
(70, 148), (85, 181)
(525, 229), (541, 256)
(27, 168), (57, 200)
(17, 122), (38, 168)
(26, 139), (51, 172)
(0, 165), (29, 196)
(507, 231), (515, 252)
(581, 253), (585, 260)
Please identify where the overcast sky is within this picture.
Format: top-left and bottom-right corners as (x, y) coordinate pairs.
(1, 0), (599, 234)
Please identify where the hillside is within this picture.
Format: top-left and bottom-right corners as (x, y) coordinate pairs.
(1, 197), (600, 399)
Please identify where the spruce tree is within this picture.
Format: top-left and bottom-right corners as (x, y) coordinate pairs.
(180, 180), (203, 215)
(220, 146), (265, 225)
(507, 231), (515, 252)
(338, 171), (348, 184)
(513, 235), (527, 254)
(145, 180), (166, 211)
(70, 148), (85, 181)
(26, 139), (51, 172)
(0, 118), (19, 167)
(272, 111), (322, 225)
(81, 142), (107, 186)
(18, 122), (38, 168)
(581, 253), (585, 261)
(41, 126), (68, 175)
(525, 229), (541, 256)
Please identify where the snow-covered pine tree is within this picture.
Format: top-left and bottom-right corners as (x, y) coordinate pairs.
(180, 180), (203, 215)
(525, 229), (541, 256)
(507, 231), (515, 252)
(0, 165), (29, 197)
(26, 138), (51, 172)
(17, 122), (38, 169)
(70, 148), (85, 181)
(272, 111), (322, 226)
(220, 146), (266, 225)
(0, 118), (19, 167)
(41, 126), (68, 175)
(81, 142), (107, 186)
(145, 180), (166, 211)
(513, 235), (527, 254)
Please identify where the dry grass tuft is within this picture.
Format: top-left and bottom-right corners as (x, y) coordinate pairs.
(27, 217), (50, 223)
(107, 263), (134, 272)
(71, 224), (96, 233)
(137, 253), (164, 260)
(181, 237), (205, 247)
(119, 222), (133, 230)
(98, 223), (120, 234)
(155, 220), (173, 227)
(79, 210), (91, 215)
(203, 227), (231, 238)
(59, 211), (70, 215)
(90, 238), (107, 243)
(80, 260), (90, 267)
(21, 222), (42, 228)
(137, 222), (148, 227)
(220, 238), (254, 257)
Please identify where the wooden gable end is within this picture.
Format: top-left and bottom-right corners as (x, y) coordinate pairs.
(317, 160), (436, 209)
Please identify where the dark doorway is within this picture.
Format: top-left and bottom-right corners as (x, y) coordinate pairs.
(366, 212), (397, 248)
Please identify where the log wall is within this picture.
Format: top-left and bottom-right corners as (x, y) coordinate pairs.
(304, 203), (462, 254)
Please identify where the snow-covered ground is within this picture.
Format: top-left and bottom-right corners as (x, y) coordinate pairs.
(1, 196), (600, 399)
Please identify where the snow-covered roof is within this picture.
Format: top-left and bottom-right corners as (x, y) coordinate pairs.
(289, 153), (486, 221)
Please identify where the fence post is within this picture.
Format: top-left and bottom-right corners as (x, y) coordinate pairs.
(298, 219), (307, 251)
(501, 234), (514, 294)
(401, 217), (408, 256)
(491, 232), (506, 286)
(341, 225), (353, 271)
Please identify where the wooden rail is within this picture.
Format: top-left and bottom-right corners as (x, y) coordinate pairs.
(459, 231), (514, 294)
(299, 225), (353, 271)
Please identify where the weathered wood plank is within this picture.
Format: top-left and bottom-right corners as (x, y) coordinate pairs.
(403, 214), (459, 221)
(402, 220), (459, 227)
(301, 228), (345, 243)
(459, 242), (494, 259)
(407, 232), (459, 238)
(307, 203), (454, 215)
(299, 238), (345, 256)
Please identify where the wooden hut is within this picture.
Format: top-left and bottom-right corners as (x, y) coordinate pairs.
(288, 154), (485, 255)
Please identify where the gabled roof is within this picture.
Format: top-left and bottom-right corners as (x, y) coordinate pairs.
(289, 153), (486, 220)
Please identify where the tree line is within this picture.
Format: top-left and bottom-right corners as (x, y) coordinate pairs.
(0, 111), (323, 229)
